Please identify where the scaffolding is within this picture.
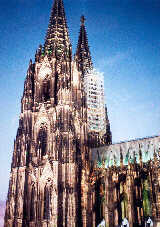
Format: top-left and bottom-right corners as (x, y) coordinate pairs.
(84, 69), (106, 135)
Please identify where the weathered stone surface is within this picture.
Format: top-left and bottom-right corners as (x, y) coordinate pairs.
(91, 136), (160, 227)
(4, 1), (111, 227)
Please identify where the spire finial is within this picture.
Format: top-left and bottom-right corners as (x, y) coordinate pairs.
(75, 16), (93, 74)
(81, 15), (86, 25)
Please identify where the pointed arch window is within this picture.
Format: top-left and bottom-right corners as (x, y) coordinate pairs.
(142, 178), (151, 217)
(54, 72), (58, 105)
(42, 76), (50, 101)
(37, 126), (47, 157)
(120, 182), (128, 221)
(43, 186), (50, 220)
(30, 185), (36, 221)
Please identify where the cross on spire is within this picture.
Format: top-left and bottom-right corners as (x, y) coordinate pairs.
(81, 15), (86, 25)
(75, 16), (93, 74)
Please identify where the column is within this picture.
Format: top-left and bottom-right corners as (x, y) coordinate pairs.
(105, 169), (114, 227)
(126, 164), (134, 227)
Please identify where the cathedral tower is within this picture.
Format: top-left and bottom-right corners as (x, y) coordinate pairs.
(4, 1), (112, 227)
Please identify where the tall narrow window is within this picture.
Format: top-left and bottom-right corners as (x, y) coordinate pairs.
(121, 192), (128, 220)
(37, 126), (47, 157)
(43, 186), (50, 220)
(30, 186), (35, 221)
(143, 179), (151, 217)
(54, 72), (58, 105)
(43, 79), (50, 101)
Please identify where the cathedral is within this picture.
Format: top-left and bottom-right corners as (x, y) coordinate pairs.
(4, 0), (160, 227)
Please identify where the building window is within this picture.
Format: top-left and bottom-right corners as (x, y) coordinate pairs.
(43, 78), (50, 101)
(43, 186), (50, 220)
(30, 186), (35, 221)
(37, 126), (47, 157)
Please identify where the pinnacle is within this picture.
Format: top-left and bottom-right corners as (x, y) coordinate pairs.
(75, 16), (93, 74)
(44, 0), (71, 58)
(80, 15), (86, 25)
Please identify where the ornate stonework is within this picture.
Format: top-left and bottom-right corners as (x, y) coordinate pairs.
(91, 136), (160, 226)
(4, 0), (111, 227)
(5, 0), (159, 226)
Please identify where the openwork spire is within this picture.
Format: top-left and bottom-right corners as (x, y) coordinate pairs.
(75, 15), (93, 74)
(44, 0), (71, 56)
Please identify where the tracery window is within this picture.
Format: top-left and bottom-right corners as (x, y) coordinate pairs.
(37, 126), (47, 157)
(30, 185), (36, 221)
(120, 182), (128, 221)
(43, 186), (50, 220)
(43, 78), (50, 101)
(142, 178), (151, 217)
(54, 72), (58, 105)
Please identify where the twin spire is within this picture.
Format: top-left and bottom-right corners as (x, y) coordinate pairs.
(75, 15), (93, 74)
(44, 0), (92, 71)
(44, 0), (70, 56)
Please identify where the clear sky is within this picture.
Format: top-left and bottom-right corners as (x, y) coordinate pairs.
(0, 0), (160, 202)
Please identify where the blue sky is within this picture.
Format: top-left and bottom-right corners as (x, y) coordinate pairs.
(0, 0), (160, 201)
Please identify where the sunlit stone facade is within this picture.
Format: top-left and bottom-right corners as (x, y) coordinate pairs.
(91, 136), (160, 227)
(4, 0), (159, 227)
(4, 0), (111, 227)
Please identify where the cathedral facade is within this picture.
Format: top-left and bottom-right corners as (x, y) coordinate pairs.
(91, 136), (160, 227)
(4, 0), (160, 227)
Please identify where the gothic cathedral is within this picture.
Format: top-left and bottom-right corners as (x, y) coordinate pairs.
(4, 0), (111, 226)
(4, 0), (160, 227)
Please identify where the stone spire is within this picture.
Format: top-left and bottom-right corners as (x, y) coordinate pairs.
(75, 15), (93, 74)
(44, 0), (71, 57)
(21, 59), (34, 112)
(104, 105), (112, 144)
